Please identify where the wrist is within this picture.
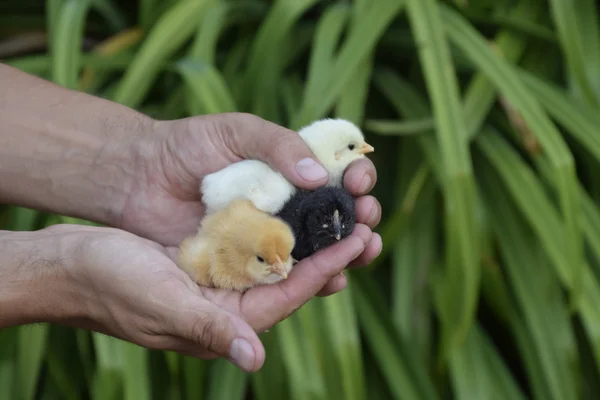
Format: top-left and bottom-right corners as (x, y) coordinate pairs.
(0, 64), (155, 227)
(0, 226), (86, 327)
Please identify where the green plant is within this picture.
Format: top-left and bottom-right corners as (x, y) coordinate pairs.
(2, 0), (600, 398)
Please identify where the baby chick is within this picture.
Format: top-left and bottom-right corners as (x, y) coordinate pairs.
(297, 118), (375, 187)
(178, 199), (296, 291)
(200, 118), (374, 216)
(200, 159), (296, 216)
(275, 186), (356, 261)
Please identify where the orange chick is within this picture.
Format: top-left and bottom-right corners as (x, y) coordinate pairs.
(178, 198), (296, 291)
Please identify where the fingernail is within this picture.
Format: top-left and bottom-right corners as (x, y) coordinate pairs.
(374, 233), (383, 257)
(295, 158), (328, 181)
(369, 201), (379, 224)
(230, 338), (255, 371)
(360, 174), (373, 192)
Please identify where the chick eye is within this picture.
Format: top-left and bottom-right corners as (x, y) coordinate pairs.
(256, 256), (265, 263)
(348, 143), (355, 151)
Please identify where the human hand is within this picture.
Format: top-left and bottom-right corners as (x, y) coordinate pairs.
(117, 113), (382, 295)
(0, 223), (372, 372)
(0, 67), (381, 295)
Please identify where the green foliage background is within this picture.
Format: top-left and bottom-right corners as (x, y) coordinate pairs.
(2, 0), (600, 398)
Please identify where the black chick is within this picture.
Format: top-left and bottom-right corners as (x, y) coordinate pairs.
(275, 186), (356, 261)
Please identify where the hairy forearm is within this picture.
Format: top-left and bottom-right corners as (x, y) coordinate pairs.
(0, 228), (82, 327)
(0, 63), (152, 226)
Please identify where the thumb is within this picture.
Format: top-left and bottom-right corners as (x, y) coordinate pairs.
(224, 112), (329, 189)
(175, 300), (265, 372)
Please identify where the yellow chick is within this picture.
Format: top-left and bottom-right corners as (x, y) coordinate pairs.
(178, 199), (296, 291)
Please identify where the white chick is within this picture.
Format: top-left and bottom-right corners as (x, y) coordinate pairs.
(298, 118), (375, 187)
(201, 159), (295, 216)
(200, 118), (374, 216)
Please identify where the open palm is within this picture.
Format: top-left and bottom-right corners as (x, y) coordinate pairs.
(68, 223), (372, 371)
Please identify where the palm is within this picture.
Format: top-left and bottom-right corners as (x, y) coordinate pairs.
(98, 236), (291, 336)
(163, 246), (295, 334)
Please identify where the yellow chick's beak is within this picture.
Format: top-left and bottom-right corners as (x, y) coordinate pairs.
(357, 142), (375, 155)
(268, 256), (289, 279)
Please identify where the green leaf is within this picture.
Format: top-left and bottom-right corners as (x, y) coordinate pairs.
(365, 118), (434, 136)
(243, 0), (318, 121)
(51, 0), (91, 89)
(518, 70), (600, 162)
(206, 359), (248, 400)
(176, 60), (237, 114)
(276, 311), (326, 400)
(292, 0), (404, 128)
(112, 0), (216, 108)
(180, 356), (205, 399)
(478, 152), (580, 400)
(548, 0), (599, 106)
(442, 3), (584, 312)
(91, 0), (126, 32)
(406, 0), (480, 361)
(449, 324), (527, 400)
(17, 325), (50, 400)
(0, 328), (18, 400)
(352, 273), (439, 400)
(462, 0), (542, 139)
(299, 3), (350, 124)
(321, 284), (366, 400)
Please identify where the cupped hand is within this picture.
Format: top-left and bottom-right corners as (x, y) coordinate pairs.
(118, 113), (382, 295)
(47, 223), (372, 372)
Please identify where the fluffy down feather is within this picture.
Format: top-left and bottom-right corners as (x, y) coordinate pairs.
(178, 198), (296, 291)
(200, 159), (295, 215)
(276, 186), (356, 261)
(199, 118), (373, 216)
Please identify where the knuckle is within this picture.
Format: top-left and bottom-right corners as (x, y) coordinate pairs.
(190, 312), (221, 351)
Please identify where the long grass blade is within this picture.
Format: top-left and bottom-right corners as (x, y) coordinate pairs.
(243, 0), (318, 121)
(352, 273), (439, 400)
(449, 324), (527, 400)
(112, 0), (215, 108)
(176, 60), (237, 115)
(51, 0), (91, 88)
(206, 358), (248, 400)
(518, 70), (600, 162)
(366, 118), (434, 136)
(292, 0), (404, 128)
(17, 325), (50, 400)
(478, 151), (580, 399)
(0, 328), (17, 400)
(299, 3), (350, 123)
(442, 4), (584, 311)
(321, 284), (366, 400)
(276, 315), (326, 400)
(548, 0), (598, 105)
(462, 0), (542, 139)
(406, 0), (479, 361)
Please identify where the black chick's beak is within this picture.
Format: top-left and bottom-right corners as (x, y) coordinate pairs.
(332, 209), (342, 240)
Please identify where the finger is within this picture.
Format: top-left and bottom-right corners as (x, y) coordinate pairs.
(354, 195), (381, 229)
(169, 297), (266, 372)
(348, 233), (382, 268)
(241, 224), (371, 332)
(316, 272), (348, 297)
(343, 158), (377, 196)
(225, 113), (329, 189)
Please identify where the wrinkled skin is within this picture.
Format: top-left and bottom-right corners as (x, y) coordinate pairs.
(0, 67), (383, 374)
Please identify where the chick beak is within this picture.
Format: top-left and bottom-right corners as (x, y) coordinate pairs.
(332, 209), (342, 240)
(269, 256), (288, 279)
(358, 142), (375, 154)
